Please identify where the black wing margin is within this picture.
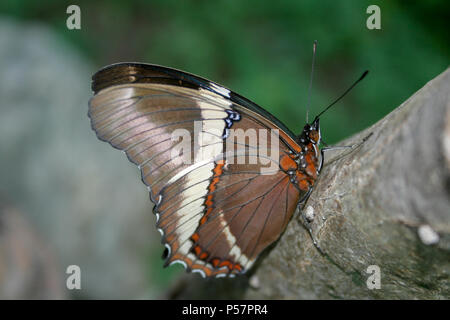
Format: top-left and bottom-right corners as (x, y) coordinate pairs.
(91, 62), (298, 141)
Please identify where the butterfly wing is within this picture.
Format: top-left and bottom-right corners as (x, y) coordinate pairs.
(89, 63), (305, 277)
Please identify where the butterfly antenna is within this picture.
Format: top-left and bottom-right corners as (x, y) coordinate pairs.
(306, 40), (317, 123)
(314, 70), (369, 121)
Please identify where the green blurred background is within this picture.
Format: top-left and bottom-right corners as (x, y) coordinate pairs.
(4, 0), (449, 141)
(0, 0), (448, 299)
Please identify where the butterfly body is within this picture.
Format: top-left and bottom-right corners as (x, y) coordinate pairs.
(89, 63), (322, 277)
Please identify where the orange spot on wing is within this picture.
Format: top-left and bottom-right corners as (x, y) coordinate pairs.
(211, 258), (220, 267)
(280, 155), (297, 172)
(233, 264), (242, 272)
(219, 260), (232, 269)
(191, 233), (199, 242)
(299, 179), (310, 191)
(296, 172), (310, 191)
(213, 160), (225, 175)
(205, 198), (213, 207)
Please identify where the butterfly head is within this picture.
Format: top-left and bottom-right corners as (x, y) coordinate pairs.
(299, 70), (368, 148)
(299, 117), (321, 146)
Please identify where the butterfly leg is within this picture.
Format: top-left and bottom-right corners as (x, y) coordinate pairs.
(319, 132), (373, 166)
(321, 132), (373, 153)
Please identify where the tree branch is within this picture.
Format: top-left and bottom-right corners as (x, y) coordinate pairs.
(166, 68), (450, 299)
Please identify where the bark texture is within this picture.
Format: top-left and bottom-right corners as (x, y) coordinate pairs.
(166, 68), (450, 299)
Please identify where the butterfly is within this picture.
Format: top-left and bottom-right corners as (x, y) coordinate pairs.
(88, 62), (367, 278)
